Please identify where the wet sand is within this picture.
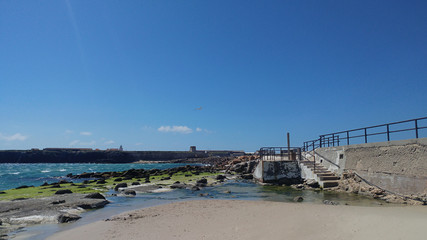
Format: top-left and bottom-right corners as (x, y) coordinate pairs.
(47, 199), (427, 240)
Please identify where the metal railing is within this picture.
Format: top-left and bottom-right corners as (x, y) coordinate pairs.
(259, 147), (302, 161)
(303, 116), (427, 152)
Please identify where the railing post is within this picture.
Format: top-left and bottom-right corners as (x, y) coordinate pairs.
(332, 134), (335, 146)
(337, 135), (340, 146)
(346, 131), (349, 145)
(415, 119), (419, 138)
(364, 128), (368, 143)
(387, 124), (390, 141)
(319, 136), (322, 148)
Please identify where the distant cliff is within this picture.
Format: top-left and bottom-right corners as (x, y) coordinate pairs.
(0, 150), (211, 163)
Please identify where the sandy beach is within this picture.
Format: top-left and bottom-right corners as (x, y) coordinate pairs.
(47, 199), (427, 240)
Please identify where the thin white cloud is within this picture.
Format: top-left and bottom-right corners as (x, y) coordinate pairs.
(69, 140), (80, 146)
(104, 140), (115, 145)
(0, 133), (28, 141)
(196, 128), (202, 132)
(69, 140), (96, 146)
(80, 131), (92, 136)
(158, 126), (193, 134)
(65, 130), (73, 134)
(135, 142), (144, 146)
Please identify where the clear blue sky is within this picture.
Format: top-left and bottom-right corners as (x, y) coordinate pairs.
(1, 0), (426, 151)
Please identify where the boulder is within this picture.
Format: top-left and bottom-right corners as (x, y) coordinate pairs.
(131, 182), (140, 186)
(190, 186), (200, 191)
(114, 178), (123, 182)
(170, 183), (186, 189)
(15, 185), (31, 189)
(241, 174), (253, 179)
(96, 179), (107, 184)
(306, 179), (320, 188)
(55, 189), (73, 195)
(124, 190), (136, 196)
(51, 200), (66, 204)
(196, 178), (208, 184)
(58, 213), (81, 223)
(85, 193), (106, 200)
(216, 175), (226, 180)
(293, 196), (304, 202)
(0, 191), (6, 194)
(114, 183), (127, 191)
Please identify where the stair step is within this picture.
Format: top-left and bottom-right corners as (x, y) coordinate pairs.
(316, 173), (335, 177)
(313, 170), (330, 174)
(319, 176), (340, 181)
(322, 181), (339, 188)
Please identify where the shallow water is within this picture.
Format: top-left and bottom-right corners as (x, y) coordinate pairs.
(12, 180), (387, 240)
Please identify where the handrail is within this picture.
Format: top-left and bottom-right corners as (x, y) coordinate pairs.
(303, 116), (427, 152)
(259, 147), (302, 161)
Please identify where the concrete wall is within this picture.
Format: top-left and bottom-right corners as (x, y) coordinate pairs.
(253, 160), (300, 183)
(314, 138), (427, 196)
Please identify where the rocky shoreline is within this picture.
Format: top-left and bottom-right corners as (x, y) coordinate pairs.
(0, 164), (235, 239)
(1, 155), (425, 239)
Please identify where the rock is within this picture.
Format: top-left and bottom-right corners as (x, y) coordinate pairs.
(82, 180), (90, 184)
(124, 190), (136, 196)
(293, 196), (304, 202)
(51, 200), (66, 204)
(306, 179), (320, 188)
(50, 183), (61, 188)
(0, 219), (2, 225)
(55, 189), (73, 195)
(58, 213), (81, 223)
(185, 174), (192, 177)
(199, 193), (209, 197)
(40, 182), (49, 187)
(15, 185), (32, 189)
(114, 178), (123, 182)
(196, 178), (208, 184)
(77, 200), (109, 209)
(170, 183), (186, 189)
(114, 183), (127, 191)
(58, 180), (71, 184)
(85, 193), (106, 200)
(160, 177), (171, 181)
(190, 186), (200, 191)
(97, 179), (107, 184)
(323, 200), (339, 205)
(66, 173), (73, 177)
(241, 174), (253, 179)
(0, 191), (6, 194)
(224, 190), (231, 194)
(216, 175), (226, 180)
(131, 182), (140, 186)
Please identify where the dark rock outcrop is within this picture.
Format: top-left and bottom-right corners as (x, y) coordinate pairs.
(58, 213), (81, 223)
(55, 189), (73, 195)
(84, 193), (106, 200)
(114, 183), (127, 191)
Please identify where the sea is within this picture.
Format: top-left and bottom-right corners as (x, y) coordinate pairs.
(0, 163), (197, 191)
(0, 163), (387, 240)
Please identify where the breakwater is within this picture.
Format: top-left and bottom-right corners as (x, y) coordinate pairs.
(0, 150), (210, 163)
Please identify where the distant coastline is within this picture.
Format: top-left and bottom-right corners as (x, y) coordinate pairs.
(0, 149), (243, 164)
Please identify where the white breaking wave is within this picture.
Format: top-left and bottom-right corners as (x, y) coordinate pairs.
(41, 170), (51, 173)
(59, 169), (67, 172)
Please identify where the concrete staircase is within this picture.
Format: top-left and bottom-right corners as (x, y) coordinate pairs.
(300, 160), (340, 188)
